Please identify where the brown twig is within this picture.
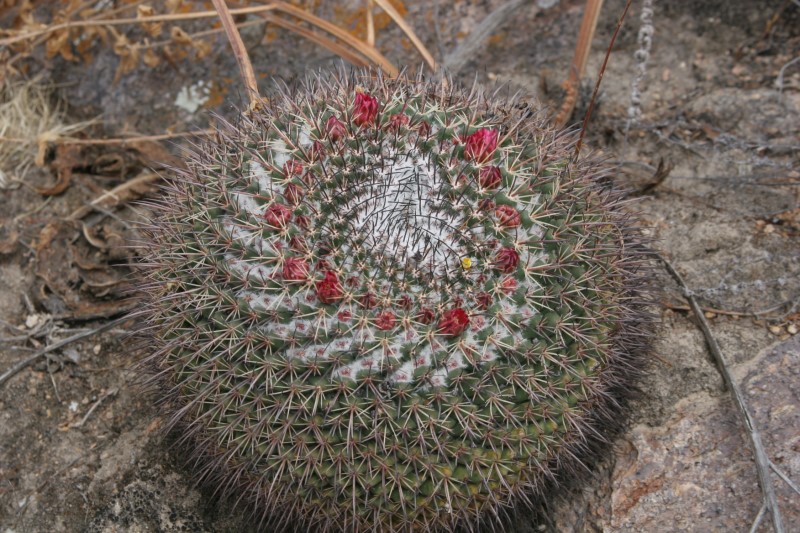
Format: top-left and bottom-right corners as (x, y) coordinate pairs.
(0, 316), (128, 388)
(555, 0), (605, 126)
(264, 2), (399, 77)
(366, 0), (376, 47)
(574, 0), (634, 157)
(660, 255), (785, 533)
(261, 14), (371, 70)
(212, 0), (260, 109)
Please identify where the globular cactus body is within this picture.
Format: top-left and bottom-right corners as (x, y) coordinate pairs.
(140, 71), (652, 532)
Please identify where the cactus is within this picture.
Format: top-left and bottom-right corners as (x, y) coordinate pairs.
(138, 70), (652, 532)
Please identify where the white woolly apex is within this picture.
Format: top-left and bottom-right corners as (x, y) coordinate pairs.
(351, 149), (464, 277)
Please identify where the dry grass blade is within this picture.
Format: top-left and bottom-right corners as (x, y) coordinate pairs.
(661, 255), (785, 533)
(269, 2), (399, 77)
(366, 0), (376, 47)
(211, 0), (261, 109)
(262, 15), (371, 69)
(372, 0), (436, 70)
(555, 0), (604, 126)
(0, 5), (281, 47)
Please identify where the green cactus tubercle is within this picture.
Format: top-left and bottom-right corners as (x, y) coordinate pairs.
(140, 71), (651, 532)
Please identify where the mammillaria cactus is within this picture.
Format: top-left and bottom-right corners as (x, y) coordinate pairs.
(139, 70), (652, 532)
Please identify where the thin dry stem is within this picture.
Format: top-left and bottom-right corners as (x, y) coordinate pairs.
(0, 5), (280, 47)
(372, 0), (436, 70)
(262, 15), (371, 70)
(366, 0), (376, 47)
(262, 3), (398, 77)
(555, 0), (604, 126)
(212, 0), (260, 109)
(662, 255), (785, 533)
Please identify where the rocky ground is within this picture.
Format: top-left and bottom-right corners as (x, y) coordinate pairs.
(0, 0), (798, 532)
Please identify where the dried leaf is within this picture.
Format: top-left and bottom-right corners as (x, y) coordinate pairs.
(170, 26), (193, 46)
(45, 29), (76, 61)
(110, 29), (140, 83)
(34, 168), (71, 195)
(143, 48), (161, 67)
(194, 39), (212, 60)
(137, 5), (163, 38)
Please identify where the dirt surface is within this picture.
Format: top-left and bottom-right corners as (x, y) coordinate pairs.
(1, 1), (799, 532)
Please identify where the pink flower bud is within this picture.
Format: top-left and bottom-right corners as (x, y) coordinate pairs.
(494, 247), (519, 273)
(438, 308), (470, 336)
(264, 203), (292, 229)
(374, 310), (396, 331)
(282, 257), (309, 281)
(282, 159), (304, 178)
(283, 183), (303, 205)
(359, 292), (378, 309)
(479, 166), (502, 189)
(499, 276), (517, 295)
(325, 116), (346, 141)
(463, 128), (498, 163)
(316, 271), (343, 304)
(353, 92), (379, 127)
(416, 307), (435, 325)
(476, 292), (493, 310)
(387, 113), (410, 132)
(495, 205), (521, 228)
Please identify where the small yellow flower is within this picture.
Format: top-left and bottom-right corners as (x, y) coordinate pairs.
(461, 257), (473, 270)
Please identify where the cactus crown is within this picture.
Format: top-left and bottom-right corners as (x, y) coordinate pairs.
(140, 70), (652, 532)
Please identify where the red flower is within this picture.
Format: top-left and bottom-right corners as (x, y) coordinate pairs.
(264, 203), (292, 229)
(438, 308), (470, 336)
(463, 128), (498, 163)
(499, 276), (517, 295)
(416, 307), (435, 324)
(337, 310), (352, 322)
(475, 292), (493, 310)
(374, 311), (396, 331)
(282, 257), (309, 281)
(325, 116), (346, 141)
(283, 159), (304, 178)
(495, 247), (519, 273)
(479, 166), (502, 189)
(353, 92), (379, 127)
(359, 292), (378, 309)
(495, 205), (521, 228)
(283, 183), (303, 205)
(316, 271), (343, 304)
(387, 113), (409, 131)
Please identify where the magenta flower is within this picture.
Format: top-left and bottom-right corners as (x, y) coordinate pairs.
(438, 308), (470, 336)
(282, 257), (309, 281)
(495, 247), (519, 272)
(316, 271), (343, 304)
(463, 128), (498, 163)
(479, 165), (502, 189)
(264, 202), (292, 229)
(353, 92), (379, 127)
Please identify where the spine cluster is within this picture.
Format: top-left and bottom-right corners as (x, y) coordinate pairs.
(140, 70), (652, 532)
